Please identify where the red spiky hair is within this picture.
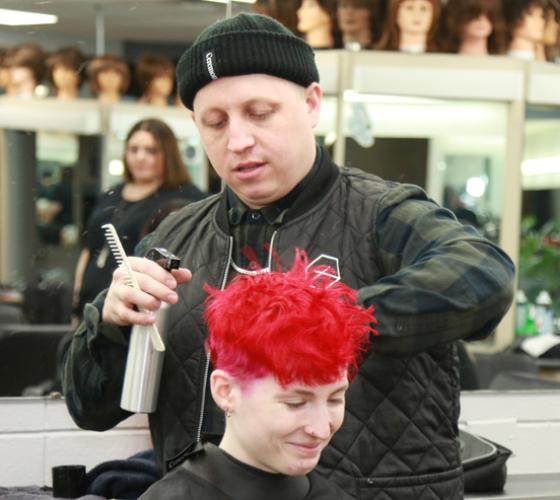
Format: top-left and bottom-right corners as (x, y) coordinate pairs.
(204, 249), (377, 386)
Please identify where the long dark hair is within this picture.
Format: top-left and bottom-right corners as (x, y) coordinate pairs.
(438, 0), (507, 54)
(123, 118), (192, 188)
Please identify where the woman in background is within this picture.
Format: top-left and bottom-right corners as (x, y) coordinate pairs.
(73, 118), (206, 315)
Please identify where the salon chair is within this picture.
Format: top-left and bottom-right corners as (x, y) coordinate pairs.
(0, 324), (72, 396)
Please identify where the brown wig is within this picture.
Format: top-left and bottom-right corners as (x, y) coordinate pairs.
(376, 0), (441, 51)
(297, 0), (342, 46)
(502, 0), (548, 44)
(46, 47), (87, 88)
(252, 0), (278, 17)
(135, 53), (174, 93)
(337, 0), (381, 45)
(123, 118), (192, 188)
(87, 54), (130, 96)
(438, 0), (507, 54)
(5, 43), (46, 83)
(544, 0), (560, 59)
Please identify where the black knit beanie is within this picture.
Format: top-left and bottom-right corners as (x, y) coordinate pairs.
(177, 13), (319, 110)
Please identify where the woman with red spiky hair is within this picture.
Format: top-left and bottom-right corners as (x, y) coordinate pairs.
(140, 250), (377, 500)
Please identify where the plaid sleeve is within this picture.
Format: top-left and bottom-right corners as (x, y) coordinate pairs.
(358, 183), (515, 356)
(62, 232), (159, 429)
(61, 292), (132, 430)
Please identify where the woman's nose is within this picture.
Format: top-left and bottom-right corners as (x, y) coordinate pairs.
(303, 405), (333, 440)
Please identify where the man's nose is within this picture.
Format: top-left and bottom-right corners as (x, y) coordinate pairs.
(227, 120), (255, 152)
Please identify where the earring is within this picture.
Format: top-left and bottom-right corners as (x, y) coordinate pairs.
(224, 408), (232, 418)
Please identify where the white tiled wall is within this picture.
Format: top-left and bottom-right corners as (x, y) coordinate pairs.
(0, 397), (150, 487)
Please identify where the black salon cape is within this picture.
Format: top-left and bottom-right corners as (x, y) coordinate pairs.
(139, 443), (354, 500)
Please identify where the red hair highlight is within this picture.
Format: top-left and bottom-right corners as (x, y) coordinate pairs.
(204, 250), (377, 386)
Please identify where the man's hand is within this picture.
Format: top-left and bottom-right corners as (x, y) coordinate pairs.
(102, 256), (192, 326)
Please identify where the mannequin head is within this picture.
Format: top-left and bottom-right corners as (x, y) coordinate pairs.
(503, 0), (547, 57)
(377, 0), (441, 52)
(252, 0), (277, 17)
(542, 0), (560, 59)
(0, 49), (9, 94)
(206, 251), (375, 475)
(46, 47), (86, 100)
(439, 0), (506, 55)
(297, 0), (338, 48)
(337, 0), (378, 49)
(5, 43), (46, 97)
(88, 54), (130, 102)
(135, 53), (175, 106)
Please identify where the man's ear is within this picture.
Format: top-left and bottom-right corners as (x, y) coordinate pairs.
(210, 369), (236, 412)
(304, 82), (322, 128)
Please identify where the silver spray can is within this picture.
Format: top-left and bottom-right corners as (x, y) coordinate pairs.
(120, 302), (169, 413)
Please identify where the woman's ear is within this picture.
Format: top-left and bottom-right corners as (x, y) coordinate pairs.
(210, 369), (236, 412)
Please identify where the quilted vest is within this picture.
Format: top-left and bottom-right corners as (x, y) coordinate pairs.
(148, 165), (463, 499)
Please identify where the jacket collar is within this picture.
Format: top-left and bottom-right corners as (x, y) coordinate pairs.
(215, 146), (340, 233)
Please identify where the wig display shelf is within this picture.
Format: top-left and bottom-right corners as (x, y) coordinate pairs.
(107, 101), (199, 141)
(346, 51), (525, 102)
(527, 61), (560, 106)
(0, 96), (103, 135)
(314, 50), (342, 96)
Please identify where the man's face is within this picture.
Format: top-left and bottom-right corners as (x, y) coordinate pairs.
(225, 374), (348, 475)
(192, 74), (321, 209)
(397, 0), (434, 35)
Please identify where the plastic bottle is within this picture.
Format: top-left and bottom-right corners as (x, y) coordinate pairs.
(523, 305), (539, 336)
(535, 290), (554, 336)
(515, 290), (529, 336)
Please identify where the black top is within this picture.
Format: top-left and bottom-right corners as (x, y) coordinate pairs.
(78, 182), (206, 312)
(139, 443), (354, 500)
(226, 145), (336, 270)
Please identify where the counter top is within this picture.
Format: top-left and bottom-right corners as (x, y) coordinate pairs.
(466, 474), (560, 499)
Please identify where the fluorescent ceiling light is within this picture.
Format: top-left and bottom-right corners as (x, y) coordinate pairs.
(343, 90), (442, 105)
(522, 156), (560, 176)
(203, 0), (256, 4)
(0, 8), (58, 26)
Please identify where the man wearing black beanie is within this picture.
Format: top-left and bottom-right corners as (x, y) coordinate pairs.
(64, 12), (515, 500)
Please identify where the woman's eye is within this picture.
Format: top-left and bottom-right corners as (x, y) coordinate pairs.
(285, 401), (305, 408)
(328, 398), (345, 406)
